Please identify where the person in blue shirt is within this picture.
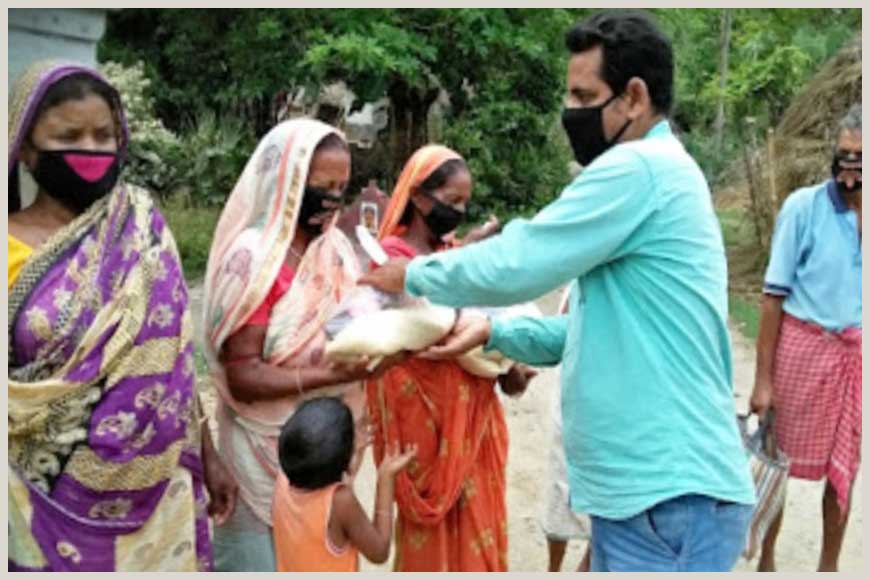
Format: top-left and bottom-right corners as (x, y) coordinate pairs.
(749, 105), (862, 573)
(361, 10), (755, 572)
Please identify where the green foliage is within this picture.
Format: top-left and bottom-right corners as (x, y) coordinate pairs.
(100, 9), (318, 130)
(101, 8), (579, 215)
(653, 8), (859, 182)
(716, 207), (755, 248)
(99, 59), (256, 202)
(682, 130), (744, 189)
(301, 21), (439, 103)
(193, 346), (210, 377)
(100, 8), (860, 209)
(99, 61), (182, 194)
(159, 198), (221, 280)
(729, 294), (760, 340)
(296, 8), (577, 218)
(717, 207), (763, 339)
(175, 112), (257, 206)
(442, 104), (570, 221)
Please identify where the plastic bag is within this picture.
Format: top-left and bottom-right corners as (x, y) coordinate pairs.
(324, 285), (411, 340)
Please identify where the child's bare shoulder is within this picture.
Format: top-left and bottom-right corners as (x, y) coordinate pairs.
(331, 483), (362, 519)
(333, 483), (354, 501)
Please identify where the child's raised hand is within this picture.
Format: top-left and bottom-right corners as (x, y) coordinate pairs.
(344, 415), (374, 483)
(378, 442), (418, 478)
(355, 415), (375, 452)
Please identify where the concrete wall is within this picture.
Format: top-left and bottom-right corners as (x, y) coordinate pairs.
(9, 8), (108, 208)
(8, 8), (107, 86)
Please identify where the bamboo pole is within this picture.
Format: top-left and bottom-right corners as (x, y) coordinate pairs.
(767, 127), (778, 224)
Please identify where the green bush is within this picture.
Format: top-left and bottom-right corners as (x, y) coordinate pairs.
(101, 61), (256, 205)
(175, 111), (257, 207)
(442, 102), (571, 222)
(729, 294), (761, 340)
(717, 208), (763, 340)
(159, 198), (221, 281)
(100, 61), (182, 195)
(682, 130), (742, 188)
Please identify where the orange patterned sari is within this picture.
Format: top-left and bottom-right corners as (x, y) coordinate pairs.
(365, 145), (509, 571)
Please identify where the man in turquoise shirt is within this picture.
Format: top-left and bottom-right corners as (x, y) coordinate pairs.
(362, 11), (754, 571)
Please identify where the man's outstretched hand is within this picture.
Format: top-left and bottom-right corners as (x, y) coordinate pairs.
(358, 259), (493, 361)
(358, 258), (411, 294)
(419, 310), (492, 360)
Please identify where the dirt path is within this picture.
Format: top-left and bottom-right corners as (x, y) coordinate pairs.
(728, 319), (863, 573)
(187, 283), (861, 572)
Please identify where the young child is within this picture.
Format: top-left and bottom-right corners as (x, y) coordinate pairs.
(272, 396), (416, 571)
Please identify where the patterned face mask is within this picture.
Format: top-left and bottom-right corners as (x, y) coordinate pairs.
(31, 148), (121, 213)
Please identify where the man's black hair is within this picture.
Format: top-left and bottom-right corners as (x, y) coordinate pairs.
(565, 10), (674, 115)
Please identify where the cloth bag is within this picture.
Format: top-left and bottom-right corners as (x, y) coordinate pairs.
(738, 412), (790, 560)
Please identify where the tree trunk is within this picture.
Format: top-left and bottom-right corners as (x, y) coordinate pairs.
(386, 83), (440, 179)
(388, 101), (413, 181)
(766, 127), (779, 222)
(713, 9), (733, 163)
(740, 120), (772, 255)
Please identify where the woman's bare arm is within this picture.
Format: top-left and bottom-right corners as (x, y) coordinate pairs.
(220, 325), (362, 403)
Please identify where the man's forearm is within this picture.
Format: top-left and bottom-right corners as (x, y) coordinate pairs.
(405, 224), (567, 308)
(755, 294), (785, 384)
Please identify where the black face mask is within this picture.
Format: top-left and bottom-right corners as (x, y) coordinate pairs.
(832, 152), (862, 195)
(30, 148), (121, 214)
(561, 94), (632, 167)
(299, 185), (343, 235)
(420, 193), (465, 238)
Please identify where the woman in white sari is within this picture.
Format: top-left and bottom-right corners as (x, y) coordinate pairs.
(203, 119), (394, 571)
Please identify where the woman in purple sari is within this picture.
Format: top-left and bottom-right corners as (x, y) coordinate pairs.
(8, 61), (236, 571)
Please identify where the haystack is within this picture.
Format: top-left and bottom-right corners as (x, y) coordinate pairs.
(718, 34), (861, 208)
(716, 33), (860, 297)
(771, 33), (861, 207)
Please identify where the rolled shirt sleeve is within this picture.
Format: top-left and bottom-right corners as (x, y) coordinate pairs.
(485, 314), (569, 367)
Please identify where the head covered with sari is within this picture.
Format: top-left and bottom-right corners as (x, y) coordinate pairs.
(8, 61), (130, 212)
(203, 118), (361, 430)
(8, 61), (210, 571)
(378, 144), (463, 241)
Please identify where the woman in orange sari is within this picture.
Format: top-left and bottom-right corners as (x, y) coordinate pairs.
(365, 145), (532, 571)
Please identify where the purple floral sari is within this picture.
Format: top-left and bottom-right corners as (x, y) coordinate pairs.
(8, 62), (212, 571)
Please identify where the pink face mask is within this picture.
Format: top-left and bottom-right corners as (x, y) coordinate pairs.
(62, 151), (117, 182)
